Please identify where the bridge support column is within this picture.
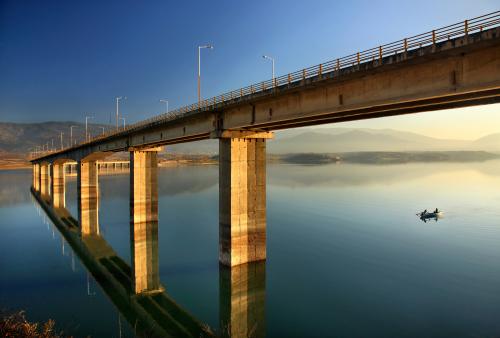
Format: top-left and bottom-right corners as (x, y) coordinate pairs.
(78, 161), (99, 235)
(33, 163), (40, 191)
(40, 163), (51, 200)
(130, 149), (161, 294)
(218, 131), (273, 267)
(220, 261), (266, 337)
(51, 163), (65, 208)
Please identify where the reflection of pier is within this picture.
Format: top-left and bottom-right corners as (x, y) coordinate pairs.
(65, 161), (130, 176)
(31, 187), (266, 337)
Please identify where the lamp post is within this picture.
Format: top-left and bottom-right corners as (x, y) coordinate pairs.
(159, 99), (169, 114)
(60, 132), (64, 150)
(119, 117), (126, 130)
(70, 125), (77, 146)
(198, 44), (213, 106)
(115, 96), (126, 130)
(262, 55), (275, 80)
(99, 126), (105, 135)
(85, 116), (94, 142)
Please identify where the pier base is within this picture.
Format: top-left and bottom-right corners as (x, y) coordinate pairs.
(51, 163), (65, 208)
(78, 161), (99, 235)
(130, 149), (160, 294)
(40, 163), (51, 200)
(219, 132), (272, 267)
(33, 163), (40, 191)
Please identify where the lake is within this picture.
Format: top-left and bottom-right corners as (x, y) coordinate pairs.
(2, 161), (500, 337)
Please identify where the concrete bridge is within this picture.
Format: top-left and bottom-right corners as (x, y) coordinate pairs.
(31, 13), (500, 296)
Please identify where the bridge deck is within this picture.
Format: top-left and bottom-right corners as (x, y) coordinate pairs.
(32, 12), (500, 163)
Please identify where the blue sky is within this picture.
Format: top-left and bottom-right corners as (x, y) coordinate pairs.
(0, 0), (498, 138)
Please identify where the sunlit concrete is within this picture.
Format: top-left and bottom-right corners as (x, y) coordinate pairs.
(219, 132), (272, 266)
(77, 161), (99, 236)
(33, 163), (40, 191)
(130, 149), (160, 294)
(219, 261), (266, 338)
(51, 163), (65, 208)
(40, 163), (51, 200)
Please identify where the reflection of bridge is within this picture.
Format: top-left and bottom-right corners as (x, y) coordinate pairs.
(64, 161), (130, 176)
(32, 189), (265, 337)
(29, 14), (500, 288)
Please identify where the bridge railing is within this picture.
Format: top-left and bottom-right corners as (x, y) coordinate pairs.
(35, 11), (500, 158)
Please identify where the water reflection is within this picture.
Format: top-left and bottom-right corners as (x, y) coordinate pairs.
(220, 262), (266, 338)
(31, 187), (266, 337)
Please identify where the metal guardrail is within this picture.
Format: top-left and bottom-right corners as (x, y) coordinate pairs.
(34, 11), (500, 159)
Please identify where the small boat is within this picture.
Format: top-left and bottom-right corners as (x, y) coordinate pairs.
(417, 209), (444, 219)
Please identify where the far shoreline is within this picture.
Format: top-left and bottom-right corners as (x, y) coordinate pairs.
(2, 150), (500, 171)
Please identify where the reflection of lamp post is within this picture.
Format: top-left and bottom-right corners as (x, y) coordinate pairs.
(159, 99), (169, 114)
(85, 116), (94, 142)
(262, 55), (275, 80)
(87, 272), (96, 296)
(198, 44), (214, 105)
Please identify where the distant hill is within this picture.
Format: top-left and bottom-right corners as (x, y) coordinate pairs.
(471, 133), (500, 150)
(0, 121), (113, 155)
(269, 128), (473, 153)
(275, 151), (500, 165)
(0, 122), (499, 157)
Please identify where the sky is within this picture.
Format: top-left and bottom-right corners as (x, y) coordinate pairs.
(0, 0), (499, 140)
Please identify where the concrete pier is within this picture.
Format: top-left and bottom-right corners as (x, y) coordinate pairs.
(130, 149), (160, 294)
(51, 163), (65, 208)
(40, 163), (51, 199)
(77, 161), (99, 235)
(219, 131), (272, 267)
(219, 261), (266, 337)
(33, 163), (40, 191)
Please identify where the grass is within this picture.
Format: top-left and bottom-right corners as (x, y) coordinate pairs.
(0, 310), (69, 338)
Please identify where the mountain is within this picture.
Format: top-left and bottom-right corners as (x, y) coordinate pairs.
(0, 121), (113, 155)
(268, 129), (474, 153)
(471, 133), (500, 151)
(0, 122), (499, 156)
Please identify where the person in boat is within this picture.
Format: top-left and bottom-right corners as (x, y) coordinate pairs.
(434, 208), (439, 213)
(423, 209), (427, 215)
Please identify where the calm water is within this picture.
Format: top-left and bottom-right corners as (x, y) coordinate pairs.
(2, 161), (500, 337)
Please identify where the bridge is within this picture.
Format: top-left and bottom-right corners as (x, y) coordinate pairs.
(31, 12), (500, 298)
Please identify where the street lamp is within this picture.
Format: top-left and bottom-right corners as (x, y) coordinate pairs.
(115, 96), (126, 130)
(85, 116), (94, 142)
(198, 44), (213, 105)
(159, 99), (169, 114)
(262, 55), (275, 80)
(60, 132), (64, 150)
(99, 126), (105, 135)
(70, 125), (77, 146)
(119, 117), (126, 130)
